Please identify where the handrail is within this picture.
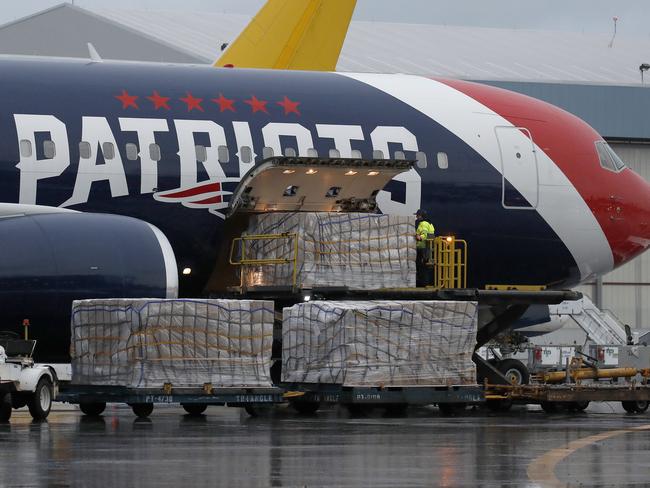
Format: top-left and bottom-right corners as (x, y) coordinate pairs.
(229, 233), (299, 291)
(427, 236), (467, 289)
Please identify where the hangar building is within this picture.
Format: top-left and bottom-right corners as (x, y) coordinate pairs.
(1, 3), (649, 330)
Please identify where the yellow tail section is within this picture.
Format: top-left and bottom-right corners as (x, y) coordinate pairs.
(215, 0), (356, 71)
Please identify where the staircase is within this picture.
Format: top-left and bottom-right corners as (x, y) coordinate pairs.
(549, 296), (628, 345)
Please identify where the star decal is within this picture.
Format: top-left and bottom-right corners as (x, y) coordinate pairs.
(180, 92), (204, 112)
(115, 89), (138, 109)
(244, 95), (269, 114)
(277, 96), (300, 115)
(147, 90), (170, 110)
(211, 93), (236, 112)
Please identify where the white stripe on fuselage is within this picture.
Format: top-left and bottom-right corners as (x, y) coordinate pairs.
(340, 73), (613, 282)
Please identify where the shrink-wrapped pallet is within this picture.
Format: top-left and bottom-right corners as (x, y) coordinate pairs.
(71, 299), (274, 388)
(282, 301), (478, 386)
(241, 212), (416, 290)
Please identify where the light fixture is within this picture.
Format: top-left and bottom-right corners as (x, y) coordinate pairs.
(445, 236), (454, 243)
(303, 294), (311, 302)
(182, 267), (192, 275)
(344, 170), (358, 176)
(640, 63), (650, 83)
(282, 169), (295, 174)
(306, 169), (318, 175)
(368, 171), (379, 176)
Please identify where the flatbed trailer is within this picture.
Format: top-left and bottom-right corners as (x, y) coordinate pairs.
(284, 383), (484, 415)
(57, 384), (286, 418)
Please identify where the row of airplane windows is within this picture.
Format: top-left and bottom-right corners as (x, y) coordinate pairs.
(18, 139), (449, 170)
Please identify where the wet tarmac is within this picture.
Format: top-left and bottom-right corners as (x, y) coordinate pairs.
(1, 403), (650, 487)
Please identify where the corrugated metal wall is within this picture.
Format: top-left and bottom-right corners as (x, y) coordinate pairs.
(576, 142), (650, 330)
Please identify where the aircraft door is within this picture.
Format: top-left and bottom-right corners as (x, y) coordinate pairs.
(495, 126), (539, 209)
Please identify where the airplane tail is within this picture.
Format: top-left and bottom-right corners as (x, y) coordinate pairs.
(214, 0), (356, 71)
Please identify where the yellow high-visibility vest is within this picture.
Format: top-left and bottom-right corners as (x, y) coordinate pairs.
(416, 220), (435, 248)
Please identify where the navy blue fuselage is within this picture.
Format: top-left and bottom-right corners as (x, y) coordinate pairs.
(0, 57), (581, 305)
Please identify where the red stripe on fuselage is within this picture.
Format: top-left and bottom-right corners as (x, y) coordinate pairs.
(158, 182), (221, 199)
(437, 78), (650, 267)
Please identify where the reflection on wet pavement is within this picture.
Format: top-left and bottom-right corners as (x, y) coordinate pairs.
(1, 403), (649, 487)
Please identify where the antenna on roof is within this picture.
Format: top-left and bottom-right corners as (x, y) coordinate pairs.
(87, 42), (103, 63)
(608, 16), (618, 48)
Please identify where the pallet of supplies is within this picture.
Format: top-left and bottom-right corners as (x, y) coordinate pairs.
(70, 298), (274, 388)
(282, 300), (477, 386)
(240, 212), (416, 290)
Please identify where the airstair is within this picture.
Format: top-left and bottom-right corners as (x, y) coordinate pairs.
(549, 296), (628, 345)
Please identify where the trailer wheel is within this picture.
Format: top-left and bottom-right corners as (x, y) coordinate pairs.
(438, 403), (467, 416)
(622, 400), (649, 414)
(290, 400), (321, 415)
(243, 404), (274, 417)
(486, 399), (512, 412)
(540, 401), (560, 413)
(567, 401), (589, 412)
(79, 402), (106, 416)
(497, 359), (530, 386)
(28, 377), (52, 421)
(345, 404), (374, 417)
(131, 403), (154, 418)
(181, 404), (207, 416)
(0, 392), (12, 422)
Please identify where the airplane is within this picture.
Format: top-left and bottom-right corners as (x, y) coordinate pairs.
(0, 54), (648, 363)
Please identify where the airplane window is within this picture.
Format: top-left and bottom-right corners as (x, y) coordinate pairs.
(326, 186), (341, 198)
(20, 140), (32, 158)
(394, 151), (405, 160)
(437, 152), (449, 169)
(595, 141), (624, 172)
(307, 148), (318, 158)
(284, 148), (297, 157)
(218, 145), (230, 163)
(78, 142), (91, 159)
(372, 149), (384, 159)
(102, 142), (115, 160)
(43, 140), (56, 159)
(195, 145), (207, 163)
(606, 144), (627, 171)
(125, 143), (138, 161)
(416, 151), (428, 169)
(283, 185), (299, 197)
(240, 146), (253, 164)
(149, 143), (161, 162)
(329, 148), (341, 158)
(351, 149), (362, 159)
(262, 146), (274, 159)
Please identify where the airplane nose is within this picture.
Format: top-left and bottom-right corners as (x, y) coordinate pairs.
(604, 167), (650, 266)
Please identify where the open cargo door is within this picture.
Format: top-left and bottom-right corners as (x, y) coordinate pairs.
(228, 156), (414, 215)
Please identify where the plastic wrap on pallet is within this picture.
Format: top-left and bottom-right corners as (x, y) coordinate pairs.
(282, 300), (478, 386)
(70, 299), (274, 388)
(242, 212), (416, 290)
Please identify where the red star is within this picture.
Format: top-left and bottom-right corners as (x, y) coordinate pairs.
(211, 93), (236, 112)
(180, 92), (204, 112)
(244, 95), (268, 114)
(277, 96), (300, 115)
(115, 89), (138, 109)
(146, 90), (170, 110)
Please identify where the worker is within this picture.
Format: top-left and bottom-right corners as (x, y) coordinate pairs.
(415, 209), (435, 287)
